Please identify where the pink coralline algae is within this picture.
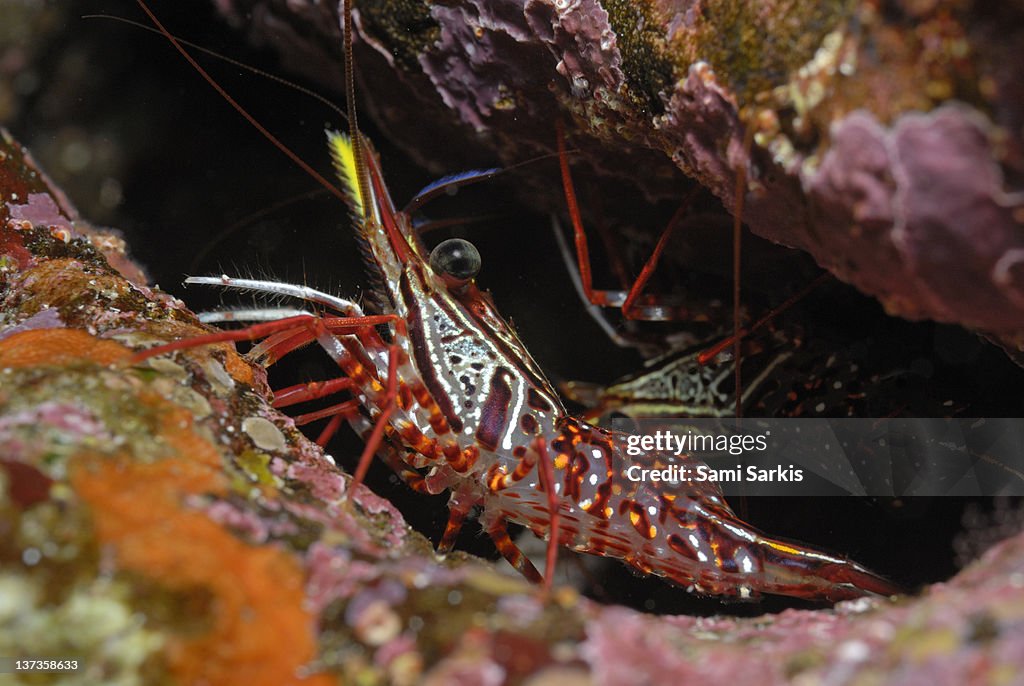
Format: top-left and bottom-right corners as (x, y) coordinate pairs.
(305, 543), (381, 614)
(577, 532), (1024, 684)
(756, 104), (1024, 337)
(0, 307), (63, 342)
(8, 192), (74, 233)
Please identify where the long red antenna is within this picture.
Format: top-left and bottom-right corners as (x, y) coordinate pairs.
(134, 1), (347, 204)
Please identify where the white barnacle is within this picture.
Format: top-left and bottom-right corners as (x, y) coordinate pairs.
(242, 416), (286, 452)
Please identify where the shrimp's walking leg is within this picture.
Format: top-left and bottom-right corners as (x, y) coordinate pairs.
(532, 436), (561, 590)
(273, 377), (355, 408)
(131, 313), (407, 494)
(556, 121), (697, 322)
(486, 518), (543, 584)
(484, 437), (561, 591)
(317, 414), (346, 447)
(438, 487), (477, 554)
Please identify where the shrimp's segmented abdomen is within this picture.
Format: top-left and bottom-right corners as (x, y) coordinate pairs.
(490, 418), (899, 600)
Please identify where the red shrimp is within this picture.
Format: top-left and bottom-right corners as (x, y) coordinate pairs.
(130, 0), (900, 602)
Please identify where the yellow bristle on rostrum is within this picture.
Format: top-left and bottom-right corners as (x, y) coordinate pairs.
(326, 130), (364, 218)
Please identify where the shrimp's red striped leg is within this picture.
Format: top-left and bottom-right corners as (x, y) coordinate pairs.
(317, 414), (346, 447)
(533, 436), (560, 593)
(349, 416), (432, 495)
(342, 404), (434, 495)
(486, 518), (543, 584)
(293, 315), (408, 496)
(483, 436), (561, 593)
(293, 400), (361, 427)
(130, 313), (406, 497)
(298, 319), (449, 501)
(437, 487), (477, 554)
(129, 313), (395, 365)
(556, 121), (696, 322)
(276, 377), (358, 447)
(351, 339), (400, 489)
(249, 315), (390, 366)
(619, 193), (699, 319)
(293, 401), (361, 447)
(273, 377), (355, 408)
(128, 314), (311, 365)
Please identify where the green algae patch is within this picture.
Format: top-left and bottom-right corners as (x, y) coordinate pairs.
(234, 448), (278, 488)
(0, 366), (188, 473)
(361, 0), (440, 71)
(604, 0), (677, 115)
(680, 1), (853, 107)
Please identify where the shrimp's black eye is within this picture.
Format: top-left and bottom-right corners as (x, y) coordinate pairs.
(430, 238), (481, 281)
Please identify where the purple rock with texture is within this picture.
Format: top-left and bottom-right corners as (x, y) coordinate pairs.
(801, 105), (1024, 333)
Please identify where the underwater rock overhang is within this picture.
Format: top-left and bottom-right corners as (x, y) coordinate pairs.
(219, 0), (1024, 352)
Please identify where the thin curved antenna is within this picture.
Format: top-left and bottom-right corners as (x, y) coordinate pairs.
(83, 13), (349, 124)
(134, 1), (347, 204)
(188, 189), (328, 273)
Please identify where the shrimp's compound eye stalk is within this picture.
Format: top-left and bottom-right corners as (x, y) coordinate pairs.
(430, 238), (481, 284)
